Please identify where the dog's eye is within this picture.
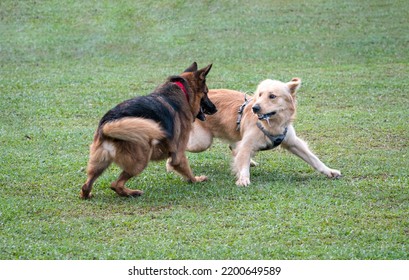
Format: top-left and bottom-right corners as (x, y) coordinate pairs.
(269, 94), (276, 99)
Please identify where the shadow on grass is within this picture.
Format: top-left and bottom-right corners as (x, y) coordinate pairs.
(77, 160), (336, 209)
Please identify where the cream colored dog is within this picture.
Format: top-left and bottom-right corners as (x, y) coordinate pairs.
(185, 78), (341, 186)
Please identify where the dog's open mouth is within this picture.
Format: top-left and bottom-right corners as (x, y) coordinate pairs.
(197, 99), (217, 121)
(197, 107), (217, 121)
(257, 111), (276, 120)
(196, 108), (207, 121)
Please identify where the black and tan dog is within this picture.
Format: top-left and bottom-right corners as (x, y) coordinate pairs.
(186, 78), (341, 186)
(81, 62), (216, 199)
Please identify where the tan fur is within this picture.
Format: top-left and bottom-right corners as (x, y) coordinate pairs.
(187, 78), (341, 186)
(81, 63), (213, 199)
(103, 117), (165, 144)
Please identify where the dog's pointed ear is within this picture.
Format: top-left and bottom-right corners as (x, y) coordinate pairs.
(198, 64), (212, 80)
(287, 77), (301, 96)
(169, 76), (184, 83)
(184, 62), (198, 73)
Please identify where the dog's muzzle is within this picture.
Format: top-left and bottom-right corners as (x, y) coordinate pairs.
(257, 111), (276, 120)
(197, 98), (217, 121)
(252, 104), (276, 120)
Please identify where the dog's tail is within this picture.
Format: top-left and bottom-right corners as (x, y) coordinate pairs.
(102, 117), (165, 144)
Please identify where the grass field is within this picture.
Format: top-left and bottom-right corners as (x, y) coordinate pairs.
(0, 0), (408, 259)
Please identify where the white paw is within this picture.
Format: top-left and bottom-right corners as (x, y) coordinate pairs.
(194, 175), (208, 182)
(236, 176), (250, 186)
(326, 168), (342, 178)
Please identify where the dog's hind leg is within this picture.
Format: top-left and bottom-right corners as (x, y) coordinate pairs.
(110, 171), (144, 197)
(81, 167), (107, 199)
(110, 144), (149, 197)
(80, 142), (113, 199)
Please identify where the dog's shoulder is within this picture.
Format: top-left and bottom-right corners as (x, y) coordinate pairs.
(153, 82), (186, 112)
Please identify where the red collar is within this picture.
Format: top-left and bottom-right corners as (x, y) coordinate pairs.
(174, 81), (189, 102)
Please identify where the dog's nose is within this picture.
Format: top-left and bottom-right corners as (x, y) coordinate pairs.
(252, 104), (261, 113)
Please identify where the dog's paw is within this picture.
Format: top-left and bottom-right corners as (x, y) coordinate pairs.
(236, 176), (250, 186)
(165, 159), (174, 172)
(80, 190), (93, 199)
(250, 159), (258, 167)
(326, 169), (342, 179)
(194, 175), (208, 182)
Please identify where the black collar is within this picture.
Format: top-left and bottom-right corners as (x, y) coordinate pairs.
(256, 122), (288, 150)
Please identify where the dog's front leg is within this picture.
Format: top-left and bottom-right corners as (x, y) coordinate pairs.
(168, 152), (208, 183)
(282, 126), (341, 178)
(230, 144), (258, 167)
(233, 141), (254, 186)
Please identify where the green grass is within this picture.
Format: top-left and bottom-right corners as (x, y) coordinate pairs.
(1, 0), (408, 259)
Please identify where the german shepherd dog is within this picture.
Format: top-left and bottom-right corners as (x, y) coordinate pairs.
(186, 78), (341, 186)
(81, 62), (216, 199)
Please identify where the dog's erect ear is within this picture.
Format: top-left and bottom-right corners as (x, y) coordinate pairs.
(287, 77), (301, 97)
(197, 64), (212, 80)
(169, 76), (185, 84)
(184, 62), (198, 73)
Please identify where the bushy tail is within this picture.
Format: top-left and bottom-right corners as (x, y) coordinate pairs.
(102, 117), (165, 143)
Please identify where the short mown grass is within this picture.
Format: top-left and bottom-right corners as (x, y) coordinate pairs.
(0, 0), (408, 259)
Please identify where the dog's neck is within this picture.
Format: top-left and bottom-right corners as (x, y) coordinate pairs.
(174, 81), (189, 103)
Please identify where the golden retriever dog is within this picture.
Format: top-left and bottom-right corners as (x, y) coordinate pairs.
(81, 62), (217, 199)
(186, 78), (341, 186)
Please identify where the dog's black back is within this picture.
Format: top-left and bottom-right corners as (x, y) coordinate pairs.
(81, 62), (215, 199)
(99, 84), (186, 139)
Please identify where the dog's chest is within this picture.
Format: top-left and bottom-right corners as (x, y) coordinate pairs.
(257, 123), (288, 151)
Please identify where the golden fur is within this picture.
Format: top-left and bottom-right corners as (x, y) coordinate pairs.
(187, 78), (341, 186)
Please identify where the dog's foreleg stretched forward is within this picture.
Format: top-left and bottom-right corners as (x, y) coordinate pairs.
(281, 126), (341, 178)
